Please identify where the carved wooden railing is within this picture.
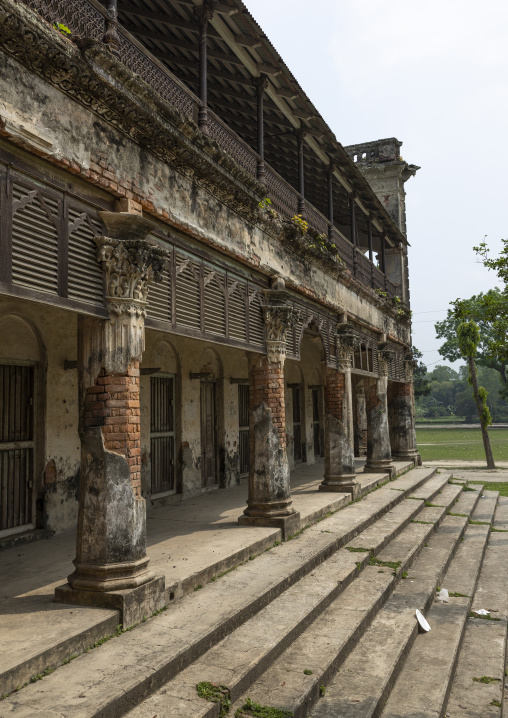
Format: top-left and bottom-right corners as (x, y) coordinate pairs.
(18, 0), (398, 300)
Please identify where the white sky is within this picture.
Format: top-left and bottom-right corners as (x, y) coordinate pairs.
(251, 0), (507, 369)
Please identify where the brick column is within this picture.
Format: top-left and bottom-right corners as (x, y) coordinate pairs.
(238, 285), (301, 539)
(320, 334), (358, 495)
(364, 350), (395, 476)
(388, 359), (419, 464)
(55, 212), (167, 625)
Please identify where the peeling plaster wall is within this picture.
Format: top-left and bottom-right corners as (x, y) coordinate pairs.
(0, 298), (80, 533)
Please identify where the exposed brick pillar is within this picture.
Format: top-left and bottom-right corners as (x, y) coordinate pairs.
(56, 212), (167, 624)
(84, 363), (141, 496)
(320, 334), (358, 495)
(238, 284), (301, 539)
(388, 360), (419, 464)
(364, 350), (394, 476)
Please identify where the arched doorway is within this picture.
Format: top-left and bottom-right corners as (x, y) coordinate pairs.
(0, 314), (44, 537)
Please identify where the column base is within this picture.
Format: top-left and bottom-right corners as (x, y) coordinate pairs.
(364, 459), (395, 478)
(238, 511), (301, 540)
(319, 474), (360, 498)
(67, 556), (154, 593)
(242, 499), (295, 519)
(392, 449), (419, 463)
(54, 574), (166, 629)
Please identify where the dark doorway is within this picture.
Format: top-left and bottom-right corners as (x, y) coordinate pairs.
(292, 385), (302, 463)
(311, 387), (324, 458)
(0, 364), (35, 535)
(238, 384), (249, 478)
(150, 375), (175, 495)
(201, 381), (218, 488)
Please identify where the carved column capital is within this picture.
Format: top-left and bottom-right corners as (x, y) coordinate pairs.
(378, 348), (394, 377)
(404, 358), (417, 383)
(95, 236), (166, 317)
(94, 236), (167, 373)
(336, 331), (357, 371)
(262, 290), (301, 364)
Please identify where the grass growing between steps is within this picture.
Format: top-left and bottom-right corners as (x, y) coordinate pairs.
(235, 697), (293, 718)
(472, 676), (501, 684)
(197, 682), (231, 717)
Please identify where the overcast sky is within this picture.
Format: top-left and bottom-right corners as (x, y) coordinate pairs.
(251, 0), (506, 370)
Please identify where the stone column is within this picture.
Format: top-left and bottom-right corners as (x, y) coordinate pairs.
(364, 350), (395, 477)
(320, 334), (358, 495)
(238, 286), (301, 539)
(354, 380), (368, 457)
(55, 212), (167, 626)
(389, 359), (420, 464)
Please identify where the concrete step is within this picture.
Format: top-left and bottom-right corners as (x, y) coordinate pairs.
(312, 518), (486, 718)
(228, 515), (467, 718)
(377, 500), (499, 718)
(127, 567), (394, 718)
(471, 489), (499, 524)
(446, 530), (508, 717)
(407, 472), (453, 501)
(450, 484), (483, 518)
(0, 467), (436, 714)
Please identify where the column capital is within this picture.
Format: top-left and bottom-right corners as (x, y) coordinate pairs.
(262, 290), (300, 364)
(378, 348), (394, 377)
(93, 236), (167, 373)
(95, 236), (166, 318)
(193, 1), (215, 25)
(336, 328), (358, 371)
(403, 358), (417, 383)
(253, 73), (269, 94)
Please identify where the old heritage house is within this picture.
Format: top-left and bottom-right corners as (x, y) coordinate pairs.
(0, 0), (419, 620)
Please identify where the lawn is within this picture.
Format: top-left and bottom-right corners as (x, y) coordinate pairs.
(415, 427), (508, 462)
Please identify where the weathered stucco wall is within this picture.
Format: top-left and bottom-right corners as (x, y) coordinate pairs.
(0, 298), (80, 533)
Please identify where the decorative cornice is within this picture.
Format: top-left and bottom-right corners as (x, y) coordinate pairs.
(0, 0), (264, 221)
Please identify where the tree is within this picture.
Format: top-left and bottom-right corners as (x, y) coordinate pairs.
(436, 288), (507, 397)
(456, 321), (495, 469)
(412, 347), (432, 400)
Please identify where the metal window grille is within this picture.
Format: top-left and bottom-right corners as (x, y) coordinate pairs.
(150, 375), (175, 495)
(0, 364), (35, 533)
(238, 384), (249, 477)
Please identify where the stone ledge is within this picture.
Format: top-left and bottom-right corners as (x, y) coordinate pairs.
(238, 512), (301, 540)
(54, 574), (166, 629)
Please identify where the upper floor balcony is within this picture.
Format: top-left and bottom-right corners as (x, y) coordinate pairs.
(18, 0), (409, 301)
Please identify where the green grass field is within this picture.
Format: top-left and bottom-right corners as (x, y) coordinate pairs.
(416, 427), (508, 462)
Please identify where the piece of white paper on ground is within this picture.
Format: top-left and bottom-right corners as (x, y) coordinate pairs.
(416, 609), (431, 632)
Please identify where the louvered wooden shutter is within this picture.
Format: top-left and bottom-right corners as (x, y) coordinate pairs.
(203, 269), (226, 336)
(228, 279), (247, 342)
(67, 207), (104, 305)
(11, 182), (59, 295)
(147, 262), (171, 323)
(248, 289), (265, 347)
(175, 255), (201, 330)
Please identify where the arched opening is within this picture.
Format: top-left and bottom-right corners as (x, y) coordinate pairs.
(141, 337), (181, 498)
(0, 314), (45, 536)
(198, 347), (223, 489)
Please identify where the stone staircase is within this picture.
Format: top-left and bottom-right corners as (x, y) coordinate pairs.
(2, 467), (507, 718)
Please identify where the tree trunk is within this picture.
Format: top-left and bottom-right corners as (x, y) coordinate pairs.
(468, 356), (496, 469)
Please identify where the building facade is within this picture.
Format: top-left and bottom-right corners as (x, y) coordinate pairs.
(0, 0), (419, 610)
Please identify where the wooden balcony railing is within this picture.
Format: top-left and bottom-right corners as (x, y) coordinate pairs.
(19, 0), (399, 299)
